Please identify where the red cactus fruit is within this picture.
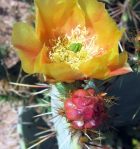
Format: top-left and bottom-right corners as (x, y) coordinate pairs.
(64, 89), (108, 130)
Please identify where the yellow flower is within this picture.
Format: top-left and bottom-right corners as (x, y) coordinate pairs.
(12, 0), (132, 82)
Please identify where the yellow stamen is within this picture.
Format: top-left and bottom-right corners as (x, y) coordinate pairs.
(49, 26), (104, 70)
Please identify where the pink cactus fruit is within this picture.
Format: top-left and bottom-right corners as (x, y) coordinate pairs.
(64, 89), (108, 129)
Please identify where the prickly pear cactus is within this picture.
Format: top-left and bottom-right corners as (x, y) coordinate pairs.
(50, 83), (107, 149)
(49, 72), (140, 149)
(11, 0), (140, 148)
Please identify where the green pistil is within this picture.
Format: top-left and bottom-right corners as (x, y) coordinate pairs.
(69, 43), (82, 53)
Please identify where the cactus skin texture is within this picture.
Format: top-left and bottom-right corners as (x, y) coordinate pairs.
(64, 89), (108, 130)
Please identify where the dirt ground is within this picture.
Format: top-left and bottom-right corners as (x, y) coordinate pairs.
(0, 0), (33, 69)
(0, 0), (32, 148)
(0, 0), (32, 45)
(0, 102), (20, 149)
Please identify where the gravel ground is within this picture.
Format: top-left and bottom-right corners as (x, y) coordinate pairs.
(0, 0), (33, 69)
(0, 0), (32, 148)
(0, 102), (20, 149)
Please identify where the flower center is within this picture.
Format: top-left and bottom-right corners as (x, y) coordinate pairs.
(49, 26), (104, 70)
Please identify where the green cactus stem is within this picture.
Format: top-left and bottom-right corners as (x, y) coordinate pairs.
(50, 85), (82, 149)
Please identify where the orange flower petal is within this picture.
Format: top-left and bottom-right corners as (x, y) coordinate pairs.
(12, 22), (42, 73)
(109, 64), (132, 77)
(78, 0), (124, 79)
(109, 51), (127, 70)
(12, 1), (131, 82)
(78, 0), (122, 49)
(44, 63), (82, 82)
(35, 0), (85, 43)
(34, 45), (51, 74)
(80, 50), (131, 79)
(109, 51), (132, 76)
(118, 51), (128, 67)
(79, 55), (109, 80)
(34, 46), (82, 82)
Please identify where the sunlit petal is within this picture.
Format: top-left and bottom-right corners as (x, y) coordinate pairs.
(34, 45), (51, 74)
(79, 55), (109, 79)
(44, 63), (83, 82)
(35, 0), (85, 43)
(12, 22), (42, 73)
(12, 0), (132, 82)
(109, 51), (132, 76)
(78, 0), (122, 49)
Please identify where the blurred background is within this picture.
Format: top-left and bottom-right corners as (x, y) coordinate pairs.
(0, 0), (139, 149)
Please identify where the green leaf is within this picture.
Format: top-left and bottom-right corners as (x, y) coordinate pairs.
(69, 43), (82, 53)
